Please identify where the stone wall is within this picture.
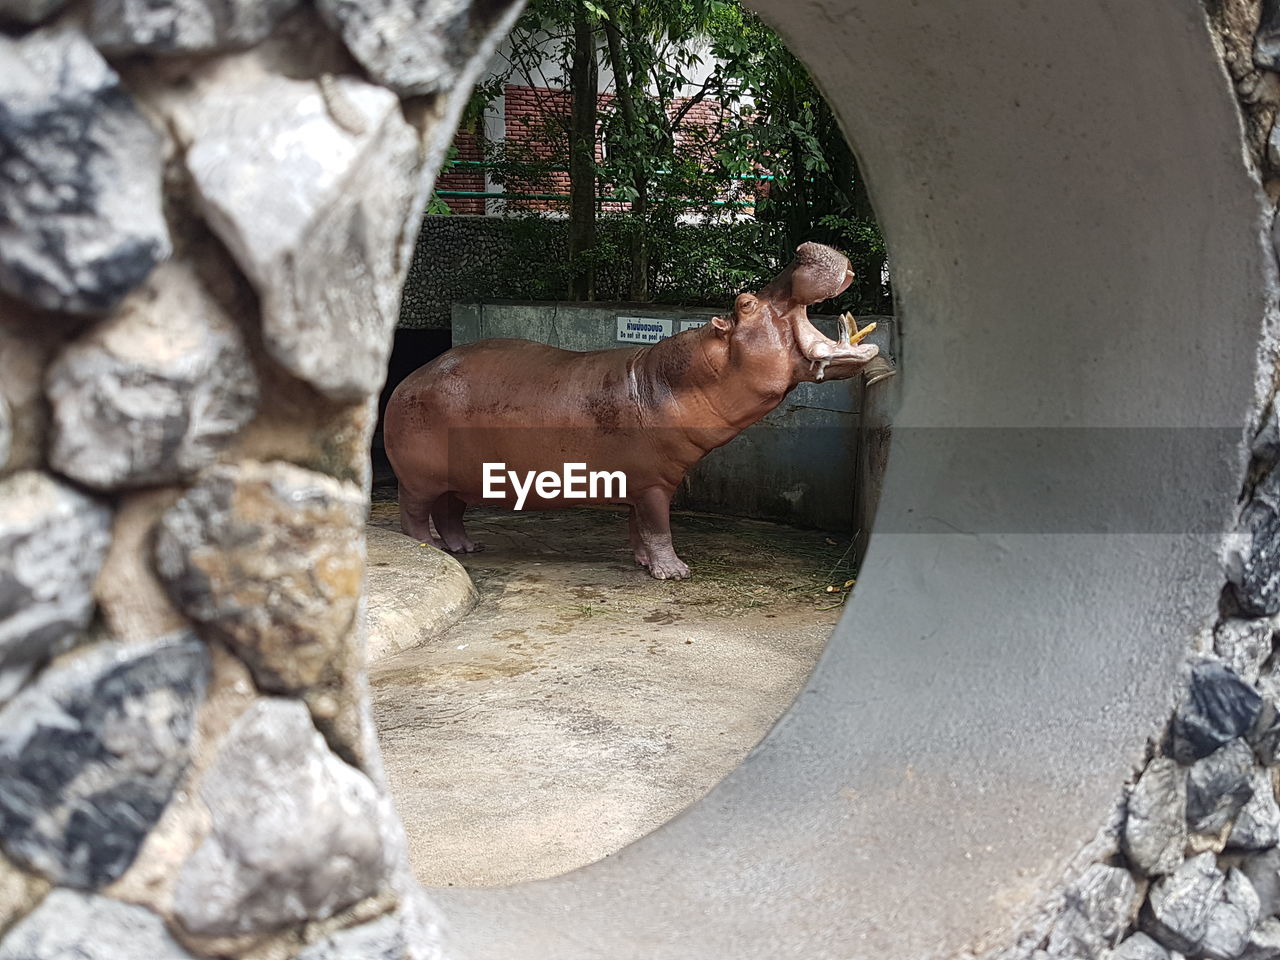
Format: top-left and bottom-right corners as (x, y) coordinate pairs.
(0, 1), (521, 957)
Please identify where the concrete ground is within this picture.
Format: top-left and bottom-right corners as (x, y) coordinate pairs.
(367, 501), (855, 889)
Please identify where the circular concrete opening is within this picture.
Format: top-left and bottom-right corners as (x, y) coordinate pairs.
(415, 1), (1268, 958)
(370, 16), (897, 886)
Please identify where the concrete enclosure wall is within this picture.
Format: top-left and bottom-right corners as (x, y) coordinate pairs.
(453, 301), (899, 531)
(0, 2), (1278, 960)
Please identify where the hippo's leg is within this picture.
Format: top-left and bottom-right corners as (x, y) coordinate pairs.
(632, 487), (690, 581)
(399, 486), (443, 546)
(628, 507), (651, 569)
(431, 492), (484, 554)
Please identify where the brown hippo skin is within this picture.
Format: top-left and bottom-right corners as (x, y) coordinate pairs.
(383, 242), (880, 580)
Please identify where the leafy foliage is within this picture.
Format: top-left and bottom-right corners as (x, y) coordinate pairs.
(449, 0), (892, 315)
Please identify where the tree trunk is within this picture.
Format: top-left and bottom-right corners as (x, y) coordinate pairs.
(567, 7), (598, 301)
(602, 4), (650, 300)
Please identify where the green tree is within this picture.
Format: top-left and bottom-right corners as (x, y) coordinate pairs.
(466, 0), (890, 313)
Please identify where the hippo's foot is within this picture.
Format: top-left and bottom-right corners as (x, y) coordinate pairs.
(647, 555), (691, 581)
(400, 516), (441, 547)
(442, 536), (485, 554)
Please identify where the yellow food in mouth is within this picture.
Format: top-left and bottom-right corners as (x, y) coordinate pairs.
(848, 322), (877, 345)
(840, 312), (877, 346)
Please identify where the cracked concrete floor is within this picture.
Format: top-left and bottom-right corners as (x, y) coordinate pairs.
(368, 502), (855, 888)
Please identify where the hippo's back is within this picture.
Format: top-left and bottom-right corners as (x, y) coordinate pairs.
(383, 338), (651, 494)
(388, 338), (635, 430)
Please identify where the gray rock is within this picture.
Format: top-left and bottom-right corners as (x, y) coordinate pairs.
(1241, 847), (1280, 916)
(1228, 469), (1280, 617)
(1243, 917), (1280, 960)
(1202, 869), (1261, 960)
(1250, 698), (1280, 766)
(1259, 0), (1280, 71)
(0, 0), (70, 26)
(0, 632), (209, 888)
(1125, 758), (1188, 876)
(1173, 662), (1264, 764)
(46, 262), (259, 491)
(1230, 769), (1280, 851)
(88, 0), (299, 54)
(296, 913), (406, 960)
(1256, 399), (1280, 463)
(173, 69), (417, 400)
(0, 396), (10, 475)
(1047, 863), (1138, 957)
(1216, 619), (1276, 686)
(0, 316), (60, 479)
(0, 472), (111, 683)
(1110, 933), (1172, 960)
(0, 889), (194, 959)
(172, 698), (388, 936)
(0, 27), (170, 315)
(1143, 852), (1226, 954)
(316, 0), (492, 97)
(1187, 740), (1257, 842)
(154, 461), (364, 693)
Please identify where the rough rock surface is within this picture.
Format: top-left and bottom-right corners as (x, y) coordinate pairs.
(1244, 916), (1280, 959)
(1201, 869), (1261, 960)
(171, 67), (418, 400)
(0, 633), (209, 888)
(172, 698), (388, 936)
(1251, 696), (1280, 766)
(0, 889), (194, 959)
(1109, 931), (1173, 960)
(0, 472), (111, 684)
(0, 0), (70, 25)
(1124, 757), (1188, 876)
(1044, 863), (1137, 956)
(1187, 739), (1257, 844)
(1229, 468), (1280, 616)
(295, 913), (406, 960)
(46, 262), (258, 490)
(1230, 768), (1280, 850)
(1258, 0), (1280, 71)
(1143, 852), (1226, 954)
(0, 27), (170, 315)
(1243, 846), (1280, 917)
(1172, 661), (1263, 763)
(1216, 618), (1276, 685)
(155, 460), (364, 693)
(0, 315), (60, 478)
(0, 397), (10, 474)
(316, 0), (498, 97)
(88, 0), (300, 55)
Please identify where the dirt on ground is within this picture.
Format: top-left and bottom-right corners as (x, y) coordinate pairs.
(367, 501), (856, 889)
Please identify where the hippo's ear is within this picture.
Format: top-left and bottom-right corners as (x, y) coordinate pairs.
(711, 314), (734, 336)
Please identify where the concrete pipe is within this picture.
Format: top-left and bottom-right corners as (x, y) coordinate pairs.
(431, 1), (1272, 958)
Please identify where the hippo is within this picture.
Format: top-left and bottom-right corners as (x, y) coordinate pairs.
(383, 242), (881, 579)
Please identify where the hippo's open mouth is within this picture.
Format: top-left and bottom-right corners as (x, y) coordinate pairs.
(791, 291), (879, 381)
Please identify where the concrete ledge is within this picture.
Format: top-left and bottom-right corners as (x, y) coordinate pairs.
(364, 526), (477, 663)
